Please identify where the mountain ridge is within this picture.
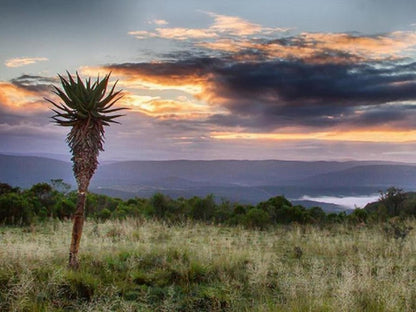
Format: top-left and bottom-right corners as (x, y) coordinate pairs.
(1, 154), (415, 208)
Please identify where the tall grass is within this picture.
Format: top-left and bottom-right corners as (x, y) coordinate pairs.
(1, 218), (416, 311)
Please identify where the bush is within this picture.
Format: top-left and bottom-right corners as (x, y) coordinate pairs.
(150, 193), (171, 218)
(348, 208), (368, 224)
(190, 194), (216, 221)
(244, 208), (270, 229)
(97, 208), (112, 221)
(0, 192), (34, 225)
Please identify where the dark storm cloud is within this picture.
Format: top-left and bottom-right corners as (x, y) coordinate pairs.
(109, 57), (220, 78)
(206, 60), (416, 129)
(106, 56), (416, 130)
(211, 61), (416, 106)
(10, 75), (56, 93)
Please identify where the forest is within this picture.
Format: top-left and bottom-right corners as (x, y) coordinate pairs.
(1, 180), (415, 228)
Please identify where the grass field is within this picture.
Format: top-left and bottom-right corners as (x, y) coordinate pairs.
(1, 218), (416, 311)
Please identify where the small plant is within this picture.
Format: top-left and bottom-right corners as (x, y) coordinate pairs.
(293, 246), (303, 259)
(383, 221), (413, 240)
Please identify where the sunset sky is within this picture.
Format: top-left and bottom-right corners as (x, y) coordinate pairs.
(1, 0), (416, 162)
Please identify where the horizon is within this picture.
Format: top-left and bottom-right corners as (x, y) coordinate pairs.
(2, 151), (411, 210)
(1, 152), (414, 165)
(1, 1), (416, 162)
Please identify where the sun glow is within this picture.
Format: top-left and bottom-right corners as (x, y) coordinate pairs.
(0, 82), (47, 112)
(211, 130), (416, 143)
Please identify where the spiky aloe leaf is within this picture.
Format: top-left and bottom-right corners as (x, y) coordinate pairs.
(47, 72), (127, 126)
(46, 72), (128, 187)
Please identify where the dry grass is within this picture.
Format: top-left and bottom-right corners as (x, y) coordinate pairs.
(1, 218), (416, 311)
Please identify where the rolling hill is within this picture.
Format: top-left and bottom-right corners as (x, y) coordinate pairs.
(1, 154), (415, 210)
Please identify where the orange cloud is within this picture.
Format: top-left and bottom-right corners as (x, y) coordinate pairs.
(198, 39), (325, 63)
(211, 129), (416, 143)
(150, 19), (168, 25)
(128, 10), (416, 66)
(154, 27), (217, 40)
(80, 66), (229, 121)
(300, 31), (416, 60)
(206, 12), (290, 36)
(197, 39), (253, 52)
(221, 31), (415, 63)
(129, 11), (288, 41)
(128, 30), (155, 39)
(122, 93), (213, 119)
(196, 29), (416, 64)
(81, 66), (209, 96)
(129, 28), (217, 40)
(207, 12), (261, 36)
(128, 11), (416, 64)
(119, 73), (207, 95)
(0, 82), (47, 112)
(5, 57), (48, 68)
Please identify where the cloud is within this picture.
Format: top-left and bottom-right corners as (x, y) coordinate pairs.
(203, 60), (416, 131)
(197, 31), (416, 64)
(81, 59), (213, 95)
(121, 92), (213, 119)
(128, 8), (416, 65)
(0, 74), (58, 113)
(0, 122), (63, 137)
(128, 11), (289, 41)
(96, 54), (416, 137)
(5, 57), (48, 68)
(128, 11), (416, 64)
(129, 28), (217, 40)
(4, 14), (416, 155)
(0, 76), (63, 144)
(299, 31), (416, 60)
(150, 19), (168, 26)
(151, 27), (217, 40)
(206, 11), (288, 36)
(0, 82), (45, 113)
(210, 129), (416, 143)
(10, 75), (56, 92)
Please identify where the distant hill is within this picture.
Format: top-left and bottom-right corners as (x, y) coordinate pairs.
(91, 159), (395, 187)
(297, 165), (416, 189)
(1, 154), (415, 209)
(0, 154), (74, 188)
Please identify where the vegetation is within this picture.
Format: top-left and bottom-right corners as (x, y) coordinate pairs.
(46, 72), (125, 268)
(0, 181), (349, 228)
(2, 182), (416, 310)
(1, 217), (416, 311)
(2, 182), (416, 228)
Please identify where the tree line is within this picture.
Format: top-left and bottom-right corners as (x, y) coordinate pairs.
(1, 181), (414, 228)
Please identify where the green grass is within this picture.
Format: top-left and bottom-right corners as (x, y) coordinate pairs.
(1, 218), (416, 311)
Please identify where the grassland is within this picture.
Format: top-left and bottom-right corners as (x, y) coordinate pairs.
(1, 218), (416, 311)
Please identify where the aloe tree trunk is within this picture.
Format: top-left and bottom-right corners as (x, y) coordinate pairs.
(68, 144), (96, 269)
(69, 191), (86, 268)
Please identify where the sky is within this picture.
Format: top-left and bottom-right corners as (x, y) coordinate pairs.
(1, 0), (416, 162)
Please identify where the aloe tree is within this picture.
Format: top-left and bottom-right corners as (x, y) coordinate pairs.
(46, 72), (125, 268)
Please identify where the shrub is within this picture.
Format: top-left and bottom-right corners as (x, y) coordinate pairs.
(0, 192), (34, 225)
(348, 208), (368, 224)
(244, 208), (270, 229)
(97, 208), (112, 221)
